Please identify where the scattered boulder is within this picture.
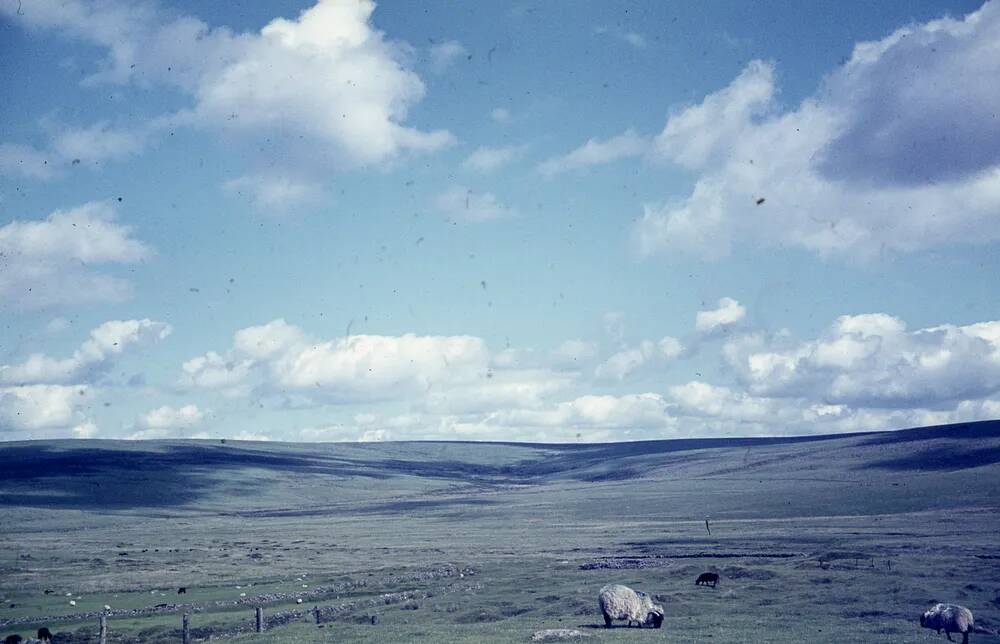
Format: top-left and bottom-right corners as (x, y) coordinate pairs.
(531, 628), (590, 641)
(579, 558), (660, 570)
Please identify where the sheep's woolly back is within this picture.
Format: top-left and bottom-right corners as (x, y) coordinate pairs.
(598, 584), (662, 623)
(923, 603), (974, 633)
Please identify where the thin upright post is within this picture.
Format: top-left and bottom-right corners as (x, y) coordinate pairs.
(255, 606), (264, 633)
(99, 613), (108, 644)
(182, 613), (191, 644)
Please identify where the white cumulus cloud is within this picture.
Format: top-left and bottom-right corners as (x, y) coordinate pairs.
(0, 201), (151, 310)
(594, 26), (647, 49)
(594, 337), (683, 381)
(129, 404), (204, 439)
(2, 0), (453, 170)
(0, 143), (55, 179)
(1, 319), (171, 386)
(454, 393), (674, 442)
(695, 297), (746, 334)
(0, 122), (145, 180)
(49, 121), (146, 166)
(428, 39), (467, 73)
(139, 404), (204, 430)
(0, 384), (91, 432)
(538, 129), (647, 176)
(724, 313), (1000, 410)
(461, 145), (528, 172)
(223, 174), (325, 213)
(637, 3), (1000, 260)
(434, 186), (515, 222)
(186, 0), (453, 166)
(181, 319), (572, 412)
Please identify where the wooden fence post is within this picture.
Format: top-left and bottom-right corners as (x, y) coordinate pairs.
(99, 613), (108, 644)
(313, 606), (321, 624)
(182, 613), (191, 644)
(255, 606), (264, 633)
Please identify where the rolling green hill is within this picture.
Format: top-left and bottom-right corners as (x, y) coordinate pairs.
(2, 420), (999, 642)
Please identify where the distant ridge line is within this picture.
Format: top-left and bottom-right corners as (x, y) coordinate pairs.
(0, 418), (997, 447)
(386, 418), (1000, 448)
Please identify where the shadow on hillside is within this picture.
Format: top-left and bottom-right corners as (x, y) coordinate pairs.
(329, 443), (769, 483)
(858, 420), (1000, 471)
(223, 497), (500, 518)
(858, 420), (1000, 446)
(321, 420), (1000, 481)
(0, 438), (781, 512)
(492, 434), (850, 481)
(865, 445), (1000, 471)
(0, 443), (392, 511)
(2, 420), (997, 510)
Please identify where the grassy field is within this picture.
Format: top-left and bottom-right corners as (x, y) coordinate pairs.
(2, 420), (999, 642)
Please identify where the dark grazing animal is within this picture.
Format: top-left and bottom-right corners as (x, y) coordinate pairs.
(37, 628), (53, 642)
(5, 635), (23, 644)
(177, 587), (187, 594)
(696, 572), (720, 588)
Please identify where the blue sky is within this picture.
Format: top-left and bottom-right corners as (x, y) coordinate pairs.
(1, 0), (998, 442)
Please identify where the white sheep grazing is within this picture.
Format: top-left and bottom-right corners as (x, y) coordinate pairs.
(921, 603), (975, 644)
(598, 584), (664, 629)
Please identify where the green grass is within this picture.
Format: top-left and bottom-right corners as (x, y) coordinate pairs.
(2, 420), (999, 642)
